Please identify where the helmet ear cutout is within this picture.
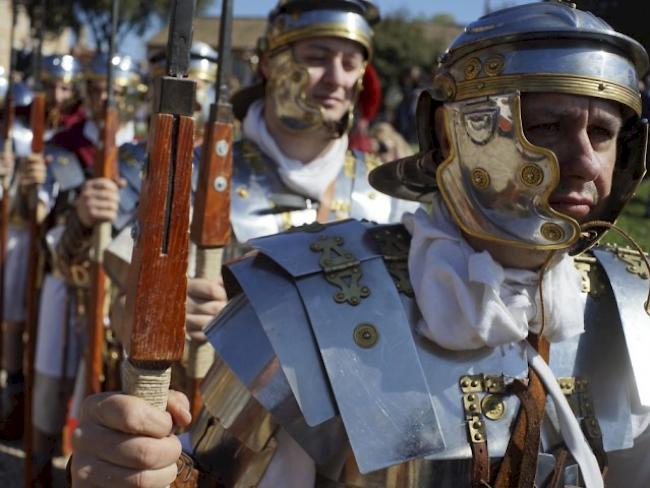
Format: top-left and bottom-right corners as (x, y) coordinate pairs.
(415, 88), (444, 154)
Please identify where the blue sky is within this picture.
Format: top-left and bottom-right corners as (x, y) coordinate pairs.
(213, 0), (538, 23)
(121, 0), (538, 61)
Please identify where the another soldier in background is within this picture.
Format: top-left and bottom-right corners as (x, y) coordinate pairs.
(26, 52), (139, 485)
(185, 0), (417, 349)
(0, 54), (84, 442)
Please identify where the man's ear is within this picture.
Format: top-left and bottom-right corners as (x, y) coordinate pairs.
(434, 105), (451, 158)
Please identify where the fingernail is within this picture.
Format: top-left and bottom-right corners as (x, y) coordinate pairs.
(183, 408), (192, 424)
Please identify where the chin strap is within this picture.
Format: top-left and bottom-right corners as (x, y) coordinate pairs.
(580, 220), (650, 315)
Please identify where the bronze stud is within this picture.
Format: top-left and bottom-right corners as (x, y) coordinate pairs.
(541, 222), (565, 242)
(354, 323), (379, 348)
(471, 168), (490, 190)
(463, 57), (482, 80)
(482, 394), (507, 421)
(520, 164), (544, 187)
(236, 186), (249, 199)
(484, 55), (505, 77)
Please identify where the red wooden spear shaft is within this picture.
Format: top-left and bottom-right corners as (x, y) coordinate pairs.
(86, 106), (119, 395)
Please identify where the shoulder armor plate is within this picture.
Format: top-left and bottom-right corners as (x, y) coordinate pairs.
(45, 145), (85, 192)
(592, 246), (650, 407)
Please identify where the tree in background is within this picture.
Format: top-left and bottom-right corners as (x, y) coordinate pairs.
(372, 11), (459, 128)
(25, 0), (208, 53)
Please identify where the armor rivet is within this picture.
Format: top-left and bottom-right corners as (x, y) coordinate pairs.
(213, 176), (228, 192)
(477, 82), (485, 89)
(520, 164), (544, 187)
(215, 139), (229, 157)
(471, 380), (479, 387)
(474, 433), (482, 441)
(470, 404), (478, 411)
(236, 186), (249, 198)
(354, 323), (379, 348)
(484, 55), (505, 77)
(598, 83), (606, 91)
(482, 394), (507, 421)
(471, 168), (490, 190)
(461, 378), (470, 388)
(468, 394), (476, 401)
(350, 297), (360, 305)
(368, 192), (376, 200)
(541, 223), (565, 242)
(361, 286), (370, 296)
(473, 420), (482, 429)
(463, 57), (482, 80)
(335, 292), (346, 303)
(310, 243), (321, 251)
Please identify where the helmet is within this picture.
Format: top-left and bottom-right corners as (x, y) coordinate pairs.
(233, 0), (379, 137)
(12, 81), (34, 107)
(188, 41), (218, 83)
(41, 54), (82, 84)
(148, 41), (218, 83)
(85, 53), (142, 89)
(263, 0), (379, 57)
(370, 0), (649, 252)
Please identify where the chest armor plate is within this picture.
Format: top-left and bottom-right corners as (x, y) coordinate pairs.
(230, 141), (416, 243)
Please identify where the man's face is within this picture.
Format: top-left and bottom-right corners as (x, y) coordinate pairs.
(45, 79), (74, 108)
(86, 79), (109, 119)
(291, 37), (366, 122)
(521, 93), (622, 223)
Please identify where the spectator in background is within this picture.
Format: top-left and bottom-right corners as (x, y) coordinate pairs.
(392, 65), (423, 144)
(370, 121), (414, 163)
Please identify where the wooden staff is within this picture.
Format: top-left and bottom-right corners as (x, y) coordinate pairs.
(122, 0), (196, 410)
(24, 0), (47, 482)
(187, 0), (234, 420)
(86, 0), (120, 397)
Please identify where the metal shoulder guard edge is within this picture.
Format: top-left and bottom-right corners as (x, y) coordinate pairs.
(44, 144), (85, 192)
(203, 219), (445, 475)
(589, 245), (650, 409)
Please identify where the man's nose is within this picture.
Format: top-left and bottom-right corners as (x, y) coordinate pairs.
(558, 129), (600, 182)
(322, 57), (346, 87)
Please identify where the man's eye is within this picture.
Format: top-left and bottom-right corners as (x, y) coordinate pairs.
(588, 126), (614, 139)
(526, 122), (560, 133)
(304, 55), (326, 63)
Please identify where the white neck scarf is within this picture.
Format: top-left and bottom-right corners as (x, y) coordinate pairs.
(242, 100), (348, 201)
(404, 195), (602, 488)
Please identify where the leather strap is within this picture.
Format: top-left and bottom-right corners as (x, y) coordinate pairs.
(171, 452), (224, 488)
(493, 334), (549, 488)
(549, 448), (569, 488)
(471, 439), (490, 487)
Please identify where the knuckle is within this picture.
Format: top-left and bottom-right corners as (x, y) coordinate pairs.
(133, 441), (157, 468)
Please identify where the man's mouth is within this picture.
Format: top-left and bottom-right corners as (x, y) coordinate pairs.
(549, 195), (594, 219)
(312, 94), (344, 107)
